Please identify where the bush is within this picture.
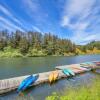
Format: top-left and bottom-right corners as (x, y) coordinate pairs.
(0, 46), (23, 58)
(28, 49), (47, 57)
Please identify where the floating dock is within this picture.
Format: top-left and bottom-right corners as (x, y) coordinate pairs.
(0, 61), (100, 95)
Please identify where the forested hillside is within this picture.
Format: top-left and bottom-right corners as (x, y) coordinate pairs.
(0, 30), (100, 57)
(77, 41), (100, 55)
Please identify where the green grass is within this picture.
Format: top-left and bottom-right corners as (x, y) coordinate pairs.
(46, 78), (100, 100)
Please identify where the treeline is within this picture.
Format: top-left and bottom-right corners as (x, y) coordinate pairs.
(0, 30), (100, 57)
(77, 41), (100, 53)
(0, 30), (76, 57)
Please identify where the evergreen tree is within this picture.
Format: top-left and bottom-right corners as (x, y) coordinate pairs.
(19, 37), (29, 54)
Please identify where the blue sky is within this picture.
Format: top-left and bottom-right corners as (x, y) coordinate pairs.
(0, 0), (100, 44)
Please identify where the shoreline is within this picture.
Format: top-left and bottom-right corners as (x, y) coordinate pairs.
(0, 53), (100, 58)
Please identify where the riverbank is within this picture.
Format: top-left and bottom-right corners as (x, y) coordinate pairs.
(46, 77), (100, 100)
(0, 52), (100, 58)
(0, 48), (100, 58)
(0, 53), (100, 58)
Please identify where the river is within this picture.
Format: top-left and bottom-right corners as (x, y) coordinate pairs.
(0, 55), (100, 100)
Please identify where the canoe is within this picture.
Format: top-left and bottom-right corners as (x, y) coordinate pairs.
(17, 74), (39, 93)
(49, 72), (54, 83)
(62, 69), (70, 76)
(53, 71), (59, 81)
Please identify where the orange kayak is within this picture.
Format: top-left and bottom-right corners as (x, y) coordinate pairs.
(49, 72), (54, 83)
(53, 71), (59, 81)
(49, 71), (59, 83)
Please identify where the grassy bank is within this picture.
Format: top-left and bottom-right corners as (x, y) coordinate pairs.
(46, 78), (100, 100)
(0, 52), (100, 58)
(0, 46), (100, 58)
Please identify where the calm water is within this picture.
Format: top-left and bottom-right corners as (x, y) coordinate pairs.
(0, 55), (100, 100)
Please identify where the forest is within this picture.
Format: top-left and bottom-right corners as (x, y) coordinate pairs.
(0, 30), (100, 57)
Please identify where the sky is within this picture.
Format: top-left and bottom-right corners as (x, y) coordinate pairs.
(0, 0), (100, 44)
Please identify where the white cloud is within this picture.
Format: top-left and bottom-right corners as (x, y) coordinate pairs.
(0, 5), (12, 16)
(61, 0), (95, 27)
(32, 26), (41, 32)
(0, 22), (14, 31)
(61, 0), (100, 44)
(67, 0), (94, 17)
(61, 16), (69, 27)
(0, 4), (22, 25)
(22, 0), (40, 18)
(22, 0), (48, 24)
(0, 16), (25, 32)
(22, 0), (39, 13)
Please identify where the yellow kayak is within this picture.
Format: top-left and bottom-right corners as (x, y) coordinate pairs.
(53, 71), (59, 81)
(49, 72), (54, 83)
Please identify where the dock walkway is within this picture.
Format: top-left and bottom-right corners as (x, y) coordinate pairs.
(0, 61), (100, 94)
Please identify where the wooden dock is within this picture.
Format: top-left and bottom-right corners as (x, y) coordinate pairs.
(0, 61), (100, 95)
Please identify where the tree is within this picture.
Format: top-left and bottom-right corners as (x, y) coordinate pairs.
(0, 29), (99, 56)
(19, 37), (29, 54)
(0, 38), (7, 50)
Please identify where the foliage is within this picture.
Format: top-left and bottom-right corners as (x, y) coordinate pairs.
(0, 38), (7, 50)
(19, 37), (29, 55)
(0, 30), (100, 57)
(0, 46), (23, 58)
(86, 41), (100, 50)
(28, 48), (47, 57)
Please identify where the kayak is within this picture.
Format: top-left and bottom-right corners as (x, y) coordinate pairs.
(80, 65), (91, 69)
(62, 69), (70, 76)
(95, 62), (100, 66)
(49, 72), (54, 83)
(66, 69), (75, 76)
(85, 62), (94, 65)
(22, 74), (39, 91)
(17, 74), (39, 93)
(80, 62), (94, 66)
(49, 71), (59, 83)
(17, 75), (33, 93)
(53, 71), (59, 81)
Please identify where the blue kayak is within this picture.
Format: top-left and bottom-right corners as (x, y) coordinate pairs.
(62, 69), (70, 76)
(63, 69), (75, 76)
(66, 69), (75, 76)
(17, 74), (39, 93)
